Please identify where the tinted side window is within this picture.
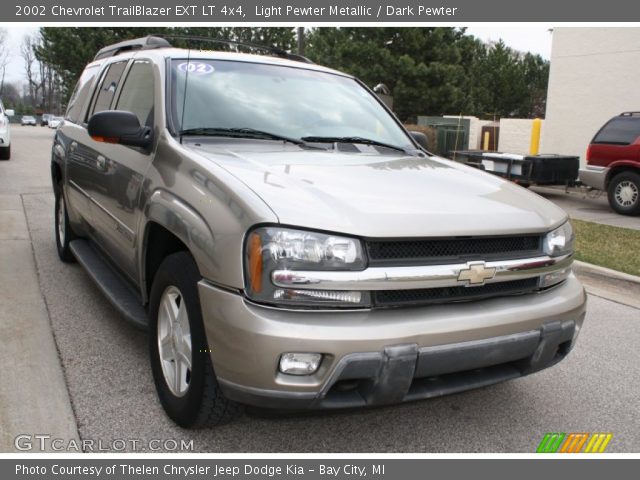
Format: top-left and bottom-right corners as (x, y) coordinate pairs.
(65, 64), (100, 124)
(115, 60), (155, 127)
(87, 61), (127, 118)
(593, 117), (640, 145)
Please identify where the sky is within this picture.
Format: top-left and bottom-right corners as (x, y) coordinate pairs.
(1, 26), (553, 86)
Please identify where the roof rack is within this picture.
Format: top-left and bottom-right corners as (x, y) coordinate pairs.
(620, 112), (640, 117)
(93, 35), (171, 60)
(153, 34), (314, 64)
(93, 34), (314, 64)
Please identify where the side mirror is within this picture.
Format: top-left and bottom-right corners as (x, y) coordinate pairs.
(5, 109), (15, 117)
(409, 131), (429, 150)
(88, 110), (152, 149)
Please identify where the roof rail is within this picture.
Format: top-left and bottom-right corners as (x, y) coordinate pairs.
(93, 34), (314, 64)
(93, 36), (171, 61)
(620, 112), (640, 117)
(152, 34), (314, 64)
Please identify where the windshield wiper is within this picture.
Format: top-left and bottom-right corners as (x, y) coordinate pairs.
(300, 136), (411, 154)
(179, 127), (320, 149)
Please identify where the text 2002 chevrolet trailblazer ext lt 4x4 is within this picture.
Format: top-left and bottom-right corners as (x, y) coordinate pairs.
(51, 36), (586, 428)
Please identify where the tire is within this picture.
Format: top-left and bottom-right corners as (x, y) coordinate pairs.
(0, 145), (10, 160)
(607, 171), (640, 216)
(54, 187), (77, 262)
(148, 251), (243, 428)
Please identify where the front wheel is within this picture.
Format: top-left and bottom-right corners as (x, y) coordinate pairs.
(608, 171), (640, 216)
(54, 188), (77, 262)
(148, 252), (243, 428)
(0, 145), (10, 160)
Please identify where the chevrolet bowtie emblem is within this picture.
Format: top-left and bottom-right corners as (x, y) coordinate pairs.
(457, 262), (497, 286)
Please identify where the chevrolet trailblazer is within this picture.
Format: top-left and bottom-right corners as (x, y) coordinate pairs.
(51, 36), (586, 428)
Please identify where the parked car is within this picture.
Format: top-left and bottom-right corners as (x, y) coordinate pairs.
(41, 113), (52, 126)
(580, 112), (640, 215)
(21, 115), (37, 126)
(52, 36), (587, 428)
(0, 99), (14, 160)
(48, 116), (64, 129)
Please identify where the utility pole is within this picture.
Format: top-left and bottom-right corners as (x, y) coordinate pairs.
(297, 27), (304, 55)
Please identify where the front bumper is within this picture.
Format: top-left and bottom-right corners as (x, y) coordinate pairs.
(0, 128), (9, 147)
(198, 274), (586, 410)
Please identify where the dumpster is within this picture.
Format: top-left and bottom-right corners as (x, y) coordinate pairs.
(453, 151), (580, 187)
(417, 116), (470, 157)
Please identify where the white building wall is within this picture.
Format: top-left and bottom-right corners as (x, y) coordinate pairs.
(541, 27), (640, 165)
(497, 119), (538, 155)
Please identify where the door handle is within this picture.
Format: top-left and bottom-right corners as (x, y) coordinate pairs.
(96, 155), (107, 171)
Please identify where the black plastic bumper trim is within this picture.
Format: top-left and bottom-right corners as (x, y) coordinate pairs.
(218, 320), (577, 410)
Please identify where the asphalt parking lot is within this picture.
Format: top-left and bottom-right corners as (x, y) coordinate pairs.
(531, 185), (640, 231)
(2, 126), (639, 452)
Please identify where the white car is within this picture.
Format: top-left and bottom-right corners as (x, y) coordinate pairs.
(48, 116), (64, 129)
(0, 100), (14, 160)
(21, 115), (37, 126)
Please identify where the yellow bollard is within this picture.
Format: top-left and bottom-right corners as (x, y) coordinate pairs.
(483, 131), (490, 151)
(530, 118), (541, 155)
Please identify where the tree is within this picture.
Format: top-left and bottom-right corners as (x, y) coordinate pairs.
(306, 28), (550, 121)
(1, 83), (21, 109)
(21, 35), (40, 108)
(21, 33), (63, 114)
(0, 29), (11, 96)
(35, 27), (549, 120)
(37, 27), (297, 106)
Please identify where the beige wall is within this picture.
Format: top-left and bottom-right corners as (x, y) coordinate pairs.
(498, 118), (539, 155)
(444, 115), (538, 153)
(541, 27), (640, 165)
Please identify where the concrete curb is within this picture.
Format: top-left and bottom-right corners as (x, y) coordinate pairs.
(573, 260), (640, 310)
(573, 260), (640, 286)
(0, 194), (80, 452)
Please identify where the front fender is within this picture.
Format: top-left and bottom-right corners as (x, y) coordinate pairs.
(140, 189), (221, 297)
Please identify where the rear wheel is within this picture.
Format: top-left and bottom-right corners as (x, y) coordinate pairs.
(54, 188), (77, 262)
(148, 251), (243, 428)
(608, 171), (640, 216)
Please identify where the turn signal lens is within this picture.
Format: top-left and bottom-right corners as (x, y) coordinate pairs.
(248, 232), (263, 293)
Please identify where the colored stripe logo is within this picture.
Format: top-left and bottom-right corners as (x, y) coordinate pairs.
(537, 433), (613, 453)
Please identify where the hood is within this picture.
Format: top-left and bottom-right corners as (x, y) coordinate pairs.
(187, 141), (567, 238)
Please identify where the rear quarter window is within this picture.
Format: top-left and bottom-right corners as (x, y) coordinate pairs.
(593, 117), (640, 145)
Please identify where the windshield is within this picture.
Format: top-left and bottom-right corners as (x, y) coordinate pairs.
(170, 59), (413, 149)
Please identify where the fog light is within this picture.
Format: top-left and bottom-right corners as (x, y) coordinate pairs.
(279, 353), (322, 375)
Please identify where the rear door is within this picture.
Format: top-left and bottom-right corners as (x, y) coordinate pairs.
(59, 62), (102, 222)
(590, 116), (640, 167)
(65, 60), (128, 224)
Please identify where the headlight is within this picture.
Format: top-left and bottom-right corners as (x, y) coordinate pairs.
(244, 227), (370, 308)
(543, 221), (575, 257)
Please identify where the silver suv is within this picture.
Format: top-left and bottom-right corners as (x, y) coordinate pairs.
(52, 36), (586, 428)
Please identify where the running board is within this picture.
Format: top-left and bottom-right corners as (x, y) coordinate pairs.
(69, 239), (148, 330)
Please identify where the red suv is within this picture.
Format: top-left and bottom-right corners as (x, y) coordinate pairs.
(580, 112), (640, 215)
